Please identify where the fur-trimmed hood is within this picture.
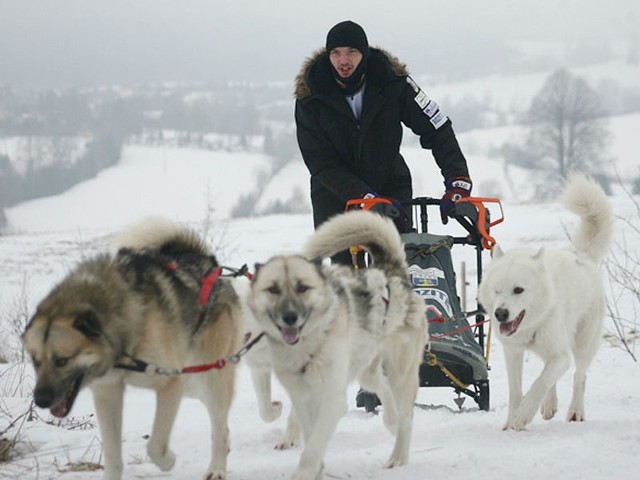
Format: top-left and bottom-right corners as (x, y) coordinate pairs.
(294, 47), (409, 100)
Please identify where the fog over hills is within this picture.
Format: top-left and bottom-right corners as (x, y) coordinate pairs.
(1, 0), (638, 87)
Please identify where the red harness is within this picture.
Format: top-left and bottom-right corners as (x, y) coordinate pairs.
(114, 263), (257, 376)
(199, 266), (223, 306)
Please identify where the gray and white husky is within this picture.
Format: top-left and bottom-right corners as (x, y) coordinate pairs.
(247, 210), (427, 479)
(23, 218), (243, 480)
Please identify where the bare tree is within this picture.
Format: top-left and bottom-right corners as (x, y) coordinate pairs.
(604, 175), (639, 361)
(525, 68), (610, 198)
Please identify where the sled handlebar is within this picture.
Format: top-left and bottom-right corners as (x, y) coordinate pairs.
(407, 196), (503, 250)
(454, 197), (504, 249)
(345, 196), (504, 251)
(345, 197), (395, 212)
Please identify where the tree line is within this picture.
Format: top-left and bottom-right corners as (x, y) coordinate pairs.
(0, 83), (287, 216)
(495, 68), (636, 198)
(1, 67), (638, 229)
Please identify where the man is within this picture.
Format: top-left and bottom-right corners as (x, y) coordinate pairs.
(294, 20), (473, 411)
(294, 20), (473, 265)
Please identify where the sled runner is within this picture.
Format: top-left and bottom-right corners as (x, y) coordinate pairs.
(346, 196), (503, 411)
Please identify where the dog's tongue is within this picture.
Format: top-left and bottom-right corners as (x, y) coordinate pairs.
(500, 322), (516, 336)
(281, 327), (301, 345)
(50, 398), (69, 418)
(499, 310), (525, 336)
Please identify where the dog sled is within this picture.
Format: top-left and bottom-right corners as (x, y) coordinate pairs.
(347, 195), (503, 412)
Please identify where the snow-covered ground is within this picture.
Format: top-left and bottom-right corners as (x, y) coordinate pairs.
(1, 135), (639, 478)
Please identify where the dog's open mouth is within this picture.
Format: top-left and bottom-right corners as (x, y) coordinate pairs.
(499, 310), (525, 337)
(50, 373), (84, 418)
(279, 326), (301, 346)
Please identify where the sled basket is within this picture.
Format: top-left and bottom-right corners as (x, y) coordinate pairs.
(344, 195), (501, 411)
(401, 196), (502, 411)
(403, 232), (488, 387)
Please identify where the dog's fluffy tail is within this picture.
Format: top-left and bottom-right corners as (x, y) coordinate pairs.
(111, 217), (209, 256)
(304, 210), (408, 278)
(561, 172), (614, 262)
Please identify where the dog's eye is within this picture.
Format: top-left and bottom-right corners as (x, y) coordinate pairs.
(513, 287), (524, 294)
(296, 284), (310, 294)
(31, 357), (41, 369)
(266, 285), (281, 295)
(53, 356), (69, 368)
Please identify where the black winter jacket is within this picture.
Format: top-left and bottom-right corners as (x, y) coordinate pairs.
(294, 47), (469, 228)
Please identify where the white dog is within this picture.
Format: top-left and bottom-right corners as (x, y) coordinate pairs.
(247, 211), (426, 479)
(478, 173), (614, 431)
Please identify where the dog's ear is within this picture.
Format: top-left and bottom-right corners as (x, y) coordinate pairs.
(23, 313), (38, 335)
(73, 310), (102, 338)
(253, 263), (263, 279)
(492, 244), (504, 258)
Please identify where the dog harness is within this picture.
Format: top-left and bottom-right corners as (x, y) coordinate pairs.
(114, 331), (265, 376)
(113, 252), (258, 375)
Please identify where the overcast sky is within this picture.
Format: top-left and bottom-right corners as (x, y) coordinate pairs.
(1, 0), (638, 88)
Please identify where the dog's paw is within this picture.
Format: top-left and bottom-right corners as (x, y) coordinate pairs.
(291, 465), (323, 480)
(540, 388), (558, 420)
(506, 396), (539, 430)
(153, 452), (176, 471)
(274, 439), (297, 450)
(505, 409), (534, 431)
(275, 413), (300, 450)
(503, 420), (528, 431)
(274, 432), (299, 450)
(260, 400), (283, 422)
(203, 469), (225, 480)
(147, 446), (176, 471)
(502, 415), (529, 431)
(102, 468), (124, 480)
(566, 409), (586, 422)
(384, 453), (408, 469)
(540, 400), (558, 420)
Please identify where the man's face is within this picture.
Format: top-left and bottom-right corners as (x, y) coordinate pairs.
(329, 47), (363, 79)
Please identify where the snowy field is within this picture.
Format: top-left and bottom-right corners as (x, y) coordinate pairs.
(2, 4), (640, 477)
(1, 148), (639, 479)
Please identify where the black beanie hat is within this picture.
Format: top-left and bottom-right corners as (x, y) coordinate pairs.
(325, 20), (369, 55)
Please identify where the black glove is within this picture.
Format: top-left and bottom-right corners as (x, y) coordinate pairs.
(440, 176), (472, 224)
(368, 196), (412, 233)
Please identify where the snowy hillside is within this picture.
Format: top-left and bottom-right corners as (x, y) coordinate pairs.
(5, 112), (640, 235)
(3, 58), (640, 232)
(0, 174), (638, 480)
(1, 57), (640, 479)
(420, 59), (640, 116)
